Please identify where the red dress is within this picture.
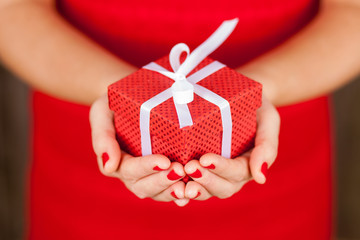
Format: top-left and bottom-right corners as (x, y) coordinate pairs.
(28, 0), (333, 239)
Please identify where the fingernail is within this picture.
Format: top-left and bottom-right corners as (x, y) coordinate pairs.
(167, 170), (182, 181)
(204, 164), (215, 170)
(195, 192), (201, 199)
(189, 169), (202, 178)
(153, 166), (165, 171)
(102, 152), (109, 167)
(171, 191), (179, 199)
(261, 162), (268, 179)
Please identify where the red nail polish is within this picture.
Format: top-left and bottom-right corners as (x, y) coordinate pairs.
(195, 192), (201, 199)
(171, 191), (179, 199)
(167, 170), (182, 181)
(102, 152), (109, 167)
(261, 162), (268, 178)
(153, 166), (164, 171)
(189, 169), (202, 178)
(204, 164), (215, 170)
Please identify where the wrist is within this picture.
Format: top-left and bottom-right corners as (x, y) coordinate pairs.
(96, 63), (138, 100)
(236, 63), (279, 106)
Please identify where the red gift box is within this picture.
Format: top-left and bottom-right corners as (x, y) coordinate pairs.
(108, 19), (262, 178)
(108, 56), (262, 165)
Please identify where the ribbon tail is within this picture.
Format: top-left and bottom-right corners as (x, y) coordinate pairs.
(174, 103), (193, 128)
(177, 18), (239, 76)
(144, 62), (177, 79)
(187, 60), (231, 157)
(140, 88), (173, 155)
(193, 84), (232, 159)
(187, 61), (225, 84)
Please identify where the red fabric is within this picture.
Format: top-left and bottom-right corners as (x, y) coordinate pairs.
(28, 0), (333, 239)
(109, 56), (262, 164)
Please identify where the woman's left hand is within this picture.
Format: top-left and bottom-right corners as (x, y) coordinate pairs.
(183, 96), (280, 200)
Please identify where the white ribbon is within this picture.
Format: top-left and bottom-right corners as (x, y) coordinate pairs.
(140, 18), (239, 158)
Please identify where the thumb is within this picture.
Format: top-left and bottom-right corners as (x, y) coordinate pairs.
(249, 96), (280, 184)
(90, 94), (121, 175)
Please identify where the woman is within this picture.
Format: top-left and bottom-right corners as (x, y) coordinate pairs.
(0, 0), (359, 239)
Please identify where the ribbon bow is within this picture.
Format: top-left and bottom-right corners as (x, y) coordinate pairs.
(140, 18), (239, 158)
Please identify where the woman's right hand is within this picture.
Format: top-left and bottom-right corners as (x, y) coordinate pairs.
(90, 95), (189, 206)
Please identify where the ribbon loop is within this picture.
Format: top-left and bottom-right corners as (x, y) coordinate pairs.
(169, 43), (190, 73)
(177, 18), (239, 77)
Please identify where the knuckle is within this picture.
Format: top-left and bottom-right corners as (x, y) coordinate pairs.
(232, 174), (245, 183)
(200, 175), (213, 187)
(230, 159), (249, 183)
(129, 185), (147, 199)
(217, 190), (234, 199)
(99, 167), (113, 177)
(136, 193), (147, 200)
(238, 159), (250, 179)
(159, 179), (170, 189)
(217, 185), (239, 199)
(119, 162), (134, 182)
(119, 167), (133, 182)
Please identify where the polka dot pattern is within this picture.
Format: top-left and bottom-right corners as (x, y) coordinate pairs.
(108, 56), (262, 165)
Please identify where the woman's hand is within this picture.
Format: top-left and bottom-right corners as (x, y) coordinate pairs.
(89, 95), (190, 206)
(183, 96), (280, 200)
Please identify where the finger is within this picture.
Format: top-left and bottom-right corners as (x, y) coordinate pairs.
(152, 181), (186, 202)
(174, 199), (190, 207)
(249, 96), (280, 184)
(117, 153), (172, 182)
(185, 160), (240, 199)
(90, 95), (121, 175)
(184, 181), (212, 201)
(128, 161), (185, 199)
(199, 153), (251, 183)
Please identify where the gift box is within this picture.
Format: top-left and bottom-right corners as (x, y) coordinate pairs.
(108, 19), (262, 170)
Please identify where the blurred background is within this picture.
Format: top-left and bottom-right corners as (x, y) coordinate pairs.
(0, 64), (359, 240)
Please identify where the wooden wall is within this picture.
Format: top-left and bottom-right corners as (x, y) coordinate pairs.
(0, 65), (359, 239)
(0, 66), (28, 240)
(334, 78), (360, 238)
